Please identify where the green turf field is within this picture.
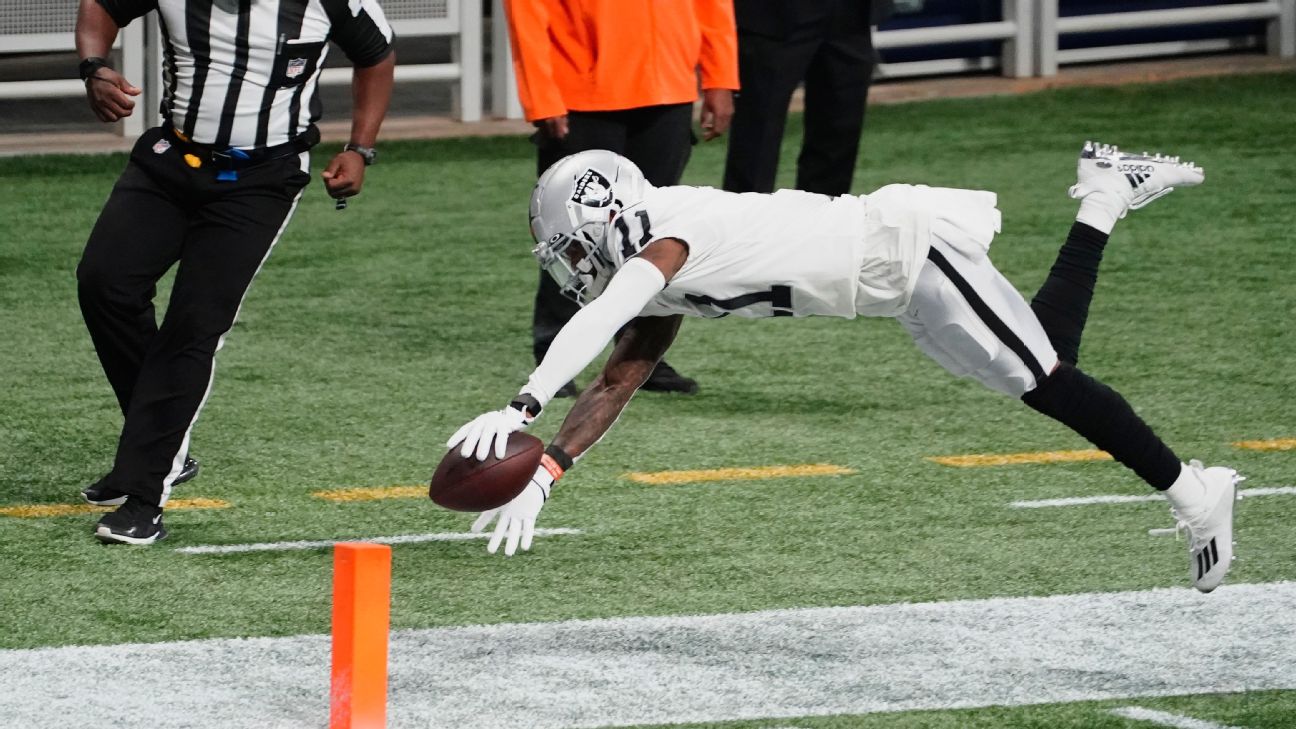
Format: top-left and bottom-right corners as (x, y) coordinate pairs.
(1, 72), (1294, 728)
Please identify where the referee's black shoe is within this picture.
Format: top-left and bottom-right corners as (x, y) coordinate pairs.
(95, 499), (167, 545)
(82, 457), (200, 506)
(640, 360), (700, 395)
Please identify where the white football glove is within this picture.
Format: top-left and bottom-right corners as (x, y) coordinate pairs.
(471, 462), (557, 556)
(447, 405), (530, 461)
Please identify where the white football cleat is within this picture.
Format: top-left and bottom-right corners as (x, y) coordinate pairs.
(1068, 140), (1205, 214)
(1161, 460), (1242, 593)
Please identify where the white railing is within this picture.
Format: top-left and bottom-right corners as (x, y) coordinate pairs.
(1037, 0), (1294, 75)
(0, 0), (483, 133)
(2, 0), (1294, 129)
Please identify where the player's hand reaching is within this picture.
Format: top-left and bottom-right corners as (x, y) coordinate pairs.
(84, 67), (141, 123)
(447, 405), (531, 461)
(471, 462), (556, 556)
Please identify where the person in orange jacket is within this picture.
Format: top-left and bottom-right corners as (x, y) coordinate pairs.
(503, 0), (739, 396)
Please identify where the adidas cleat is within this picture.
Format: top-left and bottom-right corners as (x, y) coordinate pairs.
(1161, 460), (1242, 593)
(1068, 140), (1205, 214)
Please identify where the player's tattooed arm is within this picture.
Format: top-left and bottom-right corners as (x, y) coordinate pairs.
(551, 314), (683, 458)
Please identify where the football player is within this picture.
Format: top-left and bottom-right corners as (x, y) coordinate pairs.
(449, 143), (1240, 593)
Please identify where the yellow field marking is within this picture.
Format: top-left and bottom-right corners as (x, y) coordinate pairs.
(0, 497), (230, 519)
(927, 449), (1113, 467)
(312, 485), (426, 502)
(624, 464), (856, 485)
(1233, 438), (1296, 452)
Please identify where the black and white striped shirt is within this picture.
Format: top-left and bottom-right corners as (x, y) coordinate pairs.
(97, 0), (393, 148)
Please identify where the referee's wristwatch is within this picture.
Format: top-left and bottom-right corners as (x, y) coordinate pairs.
(78, 57), (112, 82)
(343, 143), (377, 166)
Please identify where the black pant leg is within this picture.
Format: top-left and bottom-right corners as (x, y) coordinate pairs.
(623, 103), (695, 187)
(78, 133), (192, 414)
(110, 153), (310, 506)
(723, 32), (817, 193)
(532, 112), (631, 363)
(796, 31), (874, 196)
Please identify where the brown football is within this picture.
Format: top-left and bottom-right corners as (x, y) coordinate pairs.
(429, 432), (544, 512)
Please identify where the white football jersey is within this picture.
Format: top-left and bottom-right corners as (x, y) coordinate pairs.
(605, 185), (932, 319)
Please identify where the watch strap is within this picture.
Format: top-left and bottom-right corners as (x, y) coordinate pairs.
(343, 143), (376, 165)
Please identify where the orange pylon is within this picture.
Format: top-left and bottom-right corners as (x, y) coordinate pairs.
(330, 543), (392, 729)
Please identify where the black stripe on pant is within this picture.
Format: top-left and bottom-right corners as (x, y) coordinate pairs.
(77, 126), (310, 506)
(926, 246), (1049, 382)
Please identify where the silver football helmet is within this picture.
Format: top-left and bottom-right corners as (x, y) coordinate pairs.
(529, 150), (650, 305)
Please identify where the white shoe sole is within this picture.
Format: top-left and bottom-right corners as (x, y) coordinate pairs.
(94, 525), (166, 545)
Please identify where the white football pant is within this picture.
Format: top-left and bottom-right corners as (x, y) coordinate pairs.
(896, 236), (1060, 397)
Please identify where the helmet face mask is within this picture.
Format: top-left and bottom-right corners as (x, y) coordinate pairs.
(530, 151), (650, 305)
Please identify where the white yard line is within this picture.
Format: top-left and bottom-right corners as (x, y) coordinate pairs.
(1110, 705), (1245, 729)
(2, 582), (1294, 728)
(175, 528), (583, 554)
(1010, 486), (1295, 509)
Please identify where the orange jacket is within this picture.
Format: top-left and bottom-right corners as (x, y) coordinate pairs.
(503, 0), (739, 122)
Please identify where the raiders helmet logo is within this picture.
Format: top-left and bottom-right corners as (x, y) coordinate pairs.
(571, 169), (613, 207)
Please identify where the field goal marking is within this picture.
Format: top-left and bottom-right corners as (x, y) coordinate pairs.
(1110, 705), (1245, 729)
(625, 464), (856, 485)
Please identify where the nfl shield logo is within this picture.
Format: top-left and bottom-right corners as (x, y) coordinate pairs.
(285, 58), (308, 79)
(152, 139), (171, 154)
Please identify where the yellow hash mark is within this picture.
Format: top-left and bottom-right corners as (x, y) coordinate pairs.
(1233, 438), (1296, 452)
(0, 497), (230, 519)
(624, 464), (856, 485)
(312, 485), (426, 502)
(927, 449), (1113, 467)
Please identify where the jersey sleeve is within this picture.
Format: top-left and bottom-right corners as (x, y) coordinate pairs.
(322, 0), (395, 67)
(522, 258), (667, 404)
(95, 0), (158, 27)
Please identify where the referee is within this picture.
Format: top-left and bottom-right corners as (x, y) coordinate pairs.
(74, 0), (395, 544)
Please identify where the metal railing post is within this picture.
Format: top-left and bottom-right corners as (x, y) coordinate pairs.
(144, 12), (163, 130)
(118, 19), (146, 137)
(1002, 0), (1034, 77)
(453, 0), (483, 122)
(1272, 0), (1296, 56)
(1036, 0), (1060, 76)
(490, 0), (523, 119)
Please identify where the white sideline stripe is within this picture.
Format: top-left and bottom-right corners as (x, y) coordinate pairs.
(1010, 486), (1296, 509)
(174, 528), (583, 554)
(2, 582), (1295, 729)
(1110, 706), (1244, 729)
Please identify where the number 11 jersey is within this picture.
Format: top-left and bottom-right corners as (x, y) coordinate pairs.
(614, 185), (931, 320)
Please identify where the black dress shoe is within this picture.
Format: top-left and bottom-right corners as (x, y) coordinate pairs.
(82, 456), (199, 506)
(173, 456), (200, 486)
(95, 499), (167, 545)
(640, 360), (699, 395)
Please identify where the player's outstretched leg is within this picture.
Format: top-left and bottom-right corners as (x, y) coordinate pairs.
(1021, 364), (1240, 592)
(1030, 141), (1204, 365)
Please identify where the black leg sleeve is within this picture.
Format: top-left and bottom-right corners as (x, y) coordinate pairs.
(1021, 362), (1181, 490)
(1029, 222), (1109, 366)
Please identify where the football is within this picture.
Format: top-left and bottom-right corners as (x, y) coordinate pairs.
(429, 432), (544, 512)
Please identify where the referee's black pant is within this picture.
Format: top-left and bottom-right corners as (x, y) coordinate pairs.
(531, 103), (693, 363)
(77, 126), (310, 507)
(723, 28), (874, 196)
